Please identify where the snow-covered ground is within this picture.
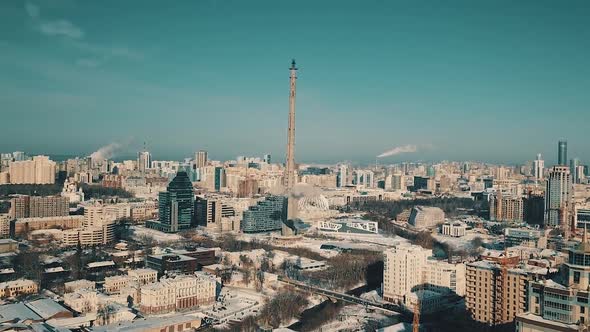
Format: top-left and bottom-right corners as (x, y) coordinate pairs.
(432, 229), (494, 251)
(131, 226), (183, 243)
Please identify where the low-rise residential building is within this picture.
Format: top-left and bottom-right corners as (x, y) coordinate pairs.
(14, 215), (84, 237)
(104, 275), (133, 295)
(127, 268), (158, 285)
(0, 238), (18, 253)
(64, 288), (98, 313)
(104, 268), (158, 294)
(64, 279), (96, 293)
(0, 279), (39, 298)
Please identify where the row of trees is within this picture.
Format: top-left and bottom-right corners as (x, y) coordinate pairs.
(257, 291), (309, 328)
(0, 184), (62, 197)
(292, 250), (383, 290)
(0, 183), (133, 199)
(214, 234), (325, 261)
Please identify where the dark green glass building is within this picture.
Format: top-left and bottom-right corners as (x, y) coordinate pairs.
(147, 171), (194, 233)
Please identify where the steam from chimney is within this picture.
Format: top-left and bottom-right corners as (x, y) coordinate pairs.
(90, 142), (123, 160)
(377, 144), (418, 158)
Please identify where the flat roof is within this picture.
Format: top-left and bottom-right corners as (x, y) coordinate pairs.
(91, 314), (201, 332)
(0, 303), (42, 323)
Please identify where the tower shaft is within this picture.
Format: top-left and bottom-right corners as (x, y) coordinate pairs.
(285, 60), (297, 190)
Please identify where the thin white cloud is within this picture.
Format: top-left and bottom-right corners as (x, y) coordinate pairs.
(23, 3), (142, 64)
(39, 20), (84, 39)
(72, 41), (143, 61)
(76, 58), (101, 68)
(25, 2), (40, 18)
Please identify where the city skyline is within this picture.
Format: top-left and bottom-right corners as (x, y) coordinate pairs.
(1, 1), (590, 164)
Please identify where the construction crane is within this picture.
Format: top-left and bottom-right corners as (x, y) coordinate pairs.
(413, 299), (420, 332)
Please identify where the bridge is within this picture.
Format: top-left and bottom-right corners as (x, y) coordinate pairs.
(277, 276), (402, 315)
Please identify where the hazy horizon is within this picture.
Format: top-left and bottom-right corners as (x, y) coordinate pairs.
(2, 0), (589, 165)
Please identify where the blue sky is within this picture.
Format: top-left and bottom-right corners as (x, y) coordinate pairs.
(1, 0), (589, 165)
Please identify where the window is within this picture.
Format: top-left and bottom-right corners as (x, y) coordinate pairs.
(575, 271), (581, 284)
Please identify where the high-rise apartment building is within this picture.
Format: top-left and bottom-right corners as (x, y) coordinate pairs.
(241, 195), (287, 233)
(533, 154), (544, 180)
(195, 150), (208, 169)
(383, 243), (465, 304)
(544, 166), (572, 228)
(354, 170), (374, 188)
(489, 194), (524, 222)
(10, 195), (69, 219)
(8, 155), (56, 184)
(147, 171), (194, 233)
(137, 151), (151, 173)
(214, 167), (225, 191)
(570, 158), (581, 184)
(391, 174), (405, 190)
(337, 165), (349, 187)
(558, 140), (568, 166)
(466, 260), (533, 325)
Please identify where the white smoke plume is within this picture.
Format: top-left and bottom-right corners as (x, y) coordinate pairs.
(377, 144), (418, 158)
(90, 142), (123, 160)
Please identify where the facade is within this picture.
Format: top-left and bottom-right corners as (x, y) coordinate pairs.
(383, 243), (465, 303)
(139, 274), (216, 315)
(8, 155), (56, 184)
(241, 195), (287, 233)
(148, 171), (194, 233)
(10, 195), (69, 219)
(545, 166), (572, 227)
(408, 206), (445, 229)
(490, 194), (524, 222)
